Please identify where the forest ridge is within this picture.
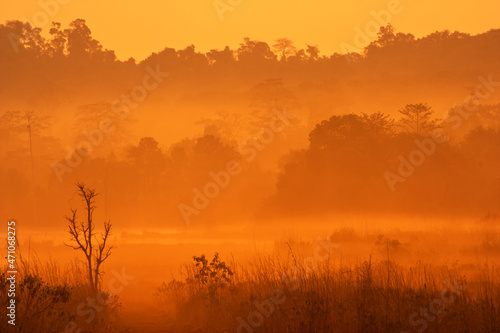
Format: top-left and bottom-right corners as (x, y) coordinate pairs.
(1, 19), (500, 78)
(0, 19), (499, 228)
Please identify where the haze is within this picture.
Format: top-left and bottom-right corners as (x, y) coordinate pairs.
(1, 2), (500, 332)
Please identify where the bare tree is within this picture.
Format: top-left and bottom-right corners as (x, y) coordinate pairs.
(66, 182), (114, 292)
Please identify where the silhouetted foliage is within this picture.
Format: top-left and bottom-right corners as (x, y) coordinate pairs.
(398, 103), (440, 136)
(1, 19), (500, 226)
(267, 110), (500, 215)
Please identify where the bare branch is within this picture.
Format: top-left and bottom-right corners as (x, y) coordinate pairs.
(65, 182), (114, 293)
(66, 208), (88, 253)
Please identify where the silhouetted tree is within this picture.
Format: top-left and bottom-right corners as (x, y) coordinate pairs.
(207, 46), (235, 66)
(192, 135), (240, 175)
(306, 44), (320, 61)
(398, 103), (440, 136)
(177, 44), (208, 71)
(249, 78), (296, 132)
(64, 19), (115, 62)
(361, 112), (394, 135)
(127, 137), (166, 194)
(65, 19), (98, 59)
(237, 38), (277, 65)
(47, 22), (66, 57)
(376, 24), (396, 47)
(271, 113), (401, 213)
(364, 24), (416, 57)
(66, 183), (113, 292)
(273, 37), (296, 61)
(20, 24), (45, 58)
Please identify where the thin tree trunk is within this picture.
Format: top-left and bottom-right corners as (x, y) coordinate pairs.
(26, 112), (38, 225)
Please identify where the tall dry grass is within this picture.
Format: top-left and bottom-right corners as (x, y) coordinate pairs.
(0, 243), (120, 333)
(157, 245), (500, 333)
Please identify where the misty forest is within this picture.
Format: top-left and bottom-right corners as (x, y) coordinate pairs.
(1, 18), (500, 333)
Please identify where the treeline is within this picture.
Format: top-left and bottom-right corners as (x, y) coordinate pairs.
(1, 102), (499, 227)
(1, 19), (500, 86)
(267, 105), (500, 216)
(1, 19), (500, 227)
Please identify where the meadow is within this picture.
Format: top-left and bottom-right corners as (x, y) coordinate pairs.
(3, 215), (500, 332)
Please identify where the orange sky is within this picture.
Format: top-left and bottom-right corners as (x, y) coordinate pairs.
(2, 0), (499, 61)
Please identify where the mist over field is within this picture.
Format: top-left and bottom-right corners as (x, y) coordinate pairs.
(1, 3), (500, 332)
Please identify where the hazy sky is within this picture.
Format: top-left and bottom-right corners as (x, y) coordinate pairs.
(2, 0), (499, 61)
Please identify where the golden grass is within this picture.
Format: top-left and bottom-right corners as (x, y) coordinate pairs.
(157, 246), (500, 333)
(0, 243), (119, 333)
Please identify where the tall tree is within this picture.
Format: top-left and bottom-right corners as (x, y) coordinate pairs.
(249, 78), (297, 132)
(398, 103), (440, 136)
(272, 37), (296, 61)
(47, 22), (66, 57)
(127, 137), (166, 195)
(64, 19), (106, 61)
(305, 44), (320, 61)
(237, 38), (277, 65)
